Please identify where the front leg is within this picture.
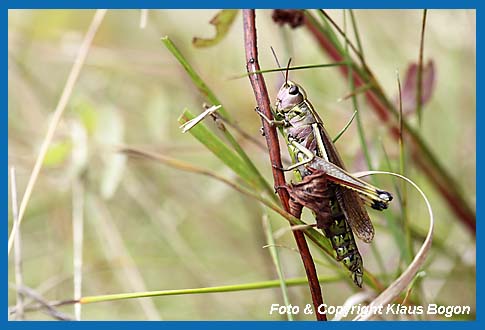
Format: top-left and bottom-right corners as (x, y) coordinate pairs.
(254, 107), (288, 127)
(282, 138), (316, 171)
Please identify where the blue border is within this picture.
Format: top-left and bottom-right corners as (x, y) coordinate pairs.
(2, 321), (484, 329)
(5, 0), (480, 328)
(3, 0), (479, 9)
(476, 4), (481, 329)
(1, 321), (482, 328)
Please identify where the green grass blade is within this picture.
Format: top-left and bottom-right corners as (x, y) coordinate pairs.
(332, 110), (356, 143)
(349, 10), (365, 59)
(163, 36), (273, 196)
(161, 36), (225, 116)
(80, 275), (341, 305)
(342, 10), (372, 171)
(231, 62), (348, 79)
(179, 110), (261, 190)
(312, 10), (345, 55)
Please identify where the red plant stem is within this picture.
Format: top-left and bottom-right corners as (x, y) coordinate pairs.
(243, 10), (326, 321)
(304, 14), (475, 235)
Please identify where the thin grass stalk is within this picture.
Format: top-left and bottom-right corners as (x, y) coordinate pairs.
(349, 10), (365, 59)
(16, 286), (74, 320)
(262, 214), (293, 321)
(397, 70), (428, 308)
(139, 9), (148, 29)
(72, 178), (84, 321)
(337, 83), (372, 102)
(9, 274), (341, 315)
(11, 168), (24, 320)
(86, 195), (162, 320)
(332, 110), (356, 143)
(416, 10), (428, 126)
(379, 141), (414, 265)
(343, 10), (372, 176)
(396, 71), (413, 263)
(342, 9), (388, 282)
(320, 10), (367, 69)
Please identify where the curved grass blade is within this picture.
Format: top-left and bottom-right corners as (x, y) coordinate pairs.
(332, 110), (356, 143)
(353, 171), (434, 320)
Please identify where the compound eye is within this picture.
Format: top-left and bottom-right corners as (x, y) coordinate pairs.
(289, 85), (299, 95)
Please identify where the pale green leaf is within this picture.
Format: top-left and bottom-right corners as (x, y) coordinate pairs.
(43, 140), (72, 167)
(193, 10), (238, 48)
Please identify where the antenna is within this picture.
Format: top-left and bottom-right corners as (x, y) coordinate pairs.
(285, 58), (292, 84)
(270, 46), (285, 80)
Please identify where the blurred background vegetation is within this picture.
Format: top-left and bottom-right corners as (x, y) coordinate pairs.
(8, 9), (475, 320)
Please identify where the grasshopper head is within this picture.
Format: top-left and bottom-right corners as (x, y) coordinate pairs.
(275, 80), (307, 113)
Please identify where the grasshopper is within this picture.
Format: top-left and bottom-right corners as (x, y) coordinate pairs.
(258, 68), (393, 287)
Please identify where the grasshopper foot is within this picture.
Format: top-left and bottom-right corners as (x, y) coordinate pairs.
(272, 163), (290, 172)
